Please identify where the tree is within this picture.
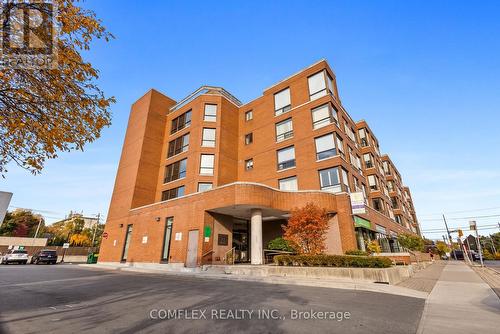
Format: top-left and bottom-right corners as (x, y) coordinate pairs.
(45, 217), (85, 245)
(282, 202), (329, 255)
(397, 233), (425, 252)
(0, 0), (115, 176)
(69, 233), (91, 246)
(436, 241), (450, 256)
(0, 209), (44, 237)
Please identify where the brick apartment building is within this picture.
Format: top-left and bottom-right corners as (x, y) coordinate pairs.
(99, 59), (420, 267)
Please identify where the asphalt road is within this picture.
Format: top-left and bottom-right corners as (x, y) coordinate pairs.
(0, 264), (425, 334)
(484, 260), (500, 270)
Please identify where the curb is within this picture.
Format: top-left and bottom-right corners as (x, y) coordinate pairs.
(76, 264), (428, 299)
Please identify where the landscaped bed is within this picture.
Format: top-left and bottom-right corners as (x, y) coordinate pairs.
(274, 254), (393, 268)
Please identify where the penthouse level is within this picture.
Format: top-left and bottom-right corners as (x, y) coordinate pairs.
(100, 59), (419, 267)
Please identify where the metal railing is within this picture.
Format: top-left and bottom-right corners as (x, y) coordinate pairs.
(223, 247), (235, 265)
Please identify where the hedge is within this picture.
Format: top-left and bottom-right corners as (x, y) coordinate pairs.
(345, 250), (370, 256)
(274, 254), (392, 268)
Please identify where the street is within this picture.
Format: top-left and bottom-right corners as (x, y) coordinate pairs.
(0, 265), (424, 334)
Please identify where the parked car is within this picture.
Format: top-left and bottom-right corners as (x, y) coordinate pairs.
(450, 250), (465, 260)
(0, 249), (29, 264)
(469, 250), (482, 261)
(30, 250), (58, 264)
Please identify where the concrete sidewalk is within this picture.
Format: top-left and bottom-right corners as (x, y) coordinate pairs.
(417, 261), (500, 334)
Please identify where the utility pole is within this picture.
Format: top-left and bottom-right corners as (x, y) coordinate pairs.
(443, 214), (457, 260)
(489, 235), (497, 254)
(91, 213), (100, 248)
(31, 217), (43, 247)
(470, 220), (484, 267)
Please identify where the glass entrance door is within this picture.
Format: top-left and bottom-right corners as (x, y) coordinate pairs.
(232, 219), (249, 263)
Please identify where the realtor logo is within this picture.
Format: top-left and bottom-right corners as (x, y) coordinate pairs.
(0, 0), (58, 69)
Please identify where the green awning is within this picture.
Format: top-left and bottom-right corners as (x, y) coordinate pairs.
(354, 216), (371, 229)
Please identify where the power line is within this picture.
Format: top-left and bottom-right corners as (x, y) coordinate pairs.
(418, 205), (500, 218)
(419, 214), (500, 222)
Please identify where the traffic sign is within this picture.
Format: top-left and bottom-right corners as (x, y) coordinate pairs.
(63, 243), (70, 249)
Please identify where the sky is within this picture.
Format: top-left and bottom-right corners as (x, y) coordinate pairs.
(2, 0), (500, 239)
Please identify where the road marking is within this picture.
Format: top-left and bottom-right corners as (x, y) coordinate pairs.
(49, 307), (57, 310)
(0, 274), (116, 288)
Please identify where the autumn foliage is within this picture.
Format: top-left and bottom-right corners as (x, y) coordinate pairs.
(282, 202), (330, 255)
(0, 0), (115, 175)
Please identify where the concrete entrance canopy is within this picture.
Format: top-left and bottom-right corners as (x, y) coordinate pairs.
(100, 182), (358, 265)
(208, 204), (289, 221)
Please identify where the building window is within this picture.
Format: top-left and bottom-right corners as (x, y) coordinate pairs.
(245, 158), (254, 170)
(344, 123), (356, 143)
(387, 180), (394, 192)
(277, 146), (296, 170)
(341, 168), (350, 193)
(315, 133), (336, 160)
(308, 70), (328, 100)
(395, 215), (403, 225)
(245, 110), (253, 121)
(274, 88), (291, 116)
(276, 118), (293, 142)
(311, 103), (337, 129)
(245, 133), (253, 145)
(363, 153), (374, 169)
(358, 128), (369, 147)
(164, 158), (187, 183)
(319, 167), (341, 193)
(171, 110), (192, 134)
(161, 186), (185, 201)
(167, 133), (190, 158)
(279, 176), (298, 191)
(202, 128), (216, 147)
(336, 135), (344, 158)
(368, 175), (378, 190)
(200, 154), (215, 175)
(204, 104), (217, 122)
(391, 197), (398, 209)
(197, 182), (213, 192)
(373, 198), (383, 212)
(383, 161), (391, 175)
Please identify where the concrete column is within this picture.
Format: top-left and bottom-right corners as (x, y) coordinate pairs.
(250, 209), (263, 265)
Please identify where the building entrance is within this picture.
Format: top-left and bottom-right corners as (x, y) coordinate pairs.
(232, 219), (249, 263)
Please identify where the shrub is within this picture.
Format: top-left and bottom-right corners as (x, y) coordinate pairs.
(267, 237), (295, 252)
(274, 254), (392, 268)
(345, 250), (369, 256)
(366, 240), (382, 254)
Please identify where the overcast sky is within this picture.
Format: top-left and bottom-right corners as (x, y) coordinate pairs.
(2, 0), (500, 239)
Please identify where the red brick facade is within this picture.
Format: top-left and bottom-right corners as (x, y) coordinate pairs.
(99, 60), (420, 266)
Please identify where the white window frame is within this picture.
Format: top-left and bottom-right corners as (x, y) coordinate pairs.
(276, 118), (293, 142)
(199, 154), (215, 175)
(319, 167), (341, 193)
(311, 103), (337, 129)
(203, 104), (217, 122)
(197, 182), (213, 192)
(315, 133), (336, 160)
(274, 88), (291, 116)
(308, 70), (328, 100)
(279, 176), (298, 191)
(201, 128), (216, 147)
(277, 146), (296, 170)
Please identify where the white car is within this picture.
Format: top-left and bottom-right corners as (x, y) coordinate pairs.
(0, 249), (29, 264)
